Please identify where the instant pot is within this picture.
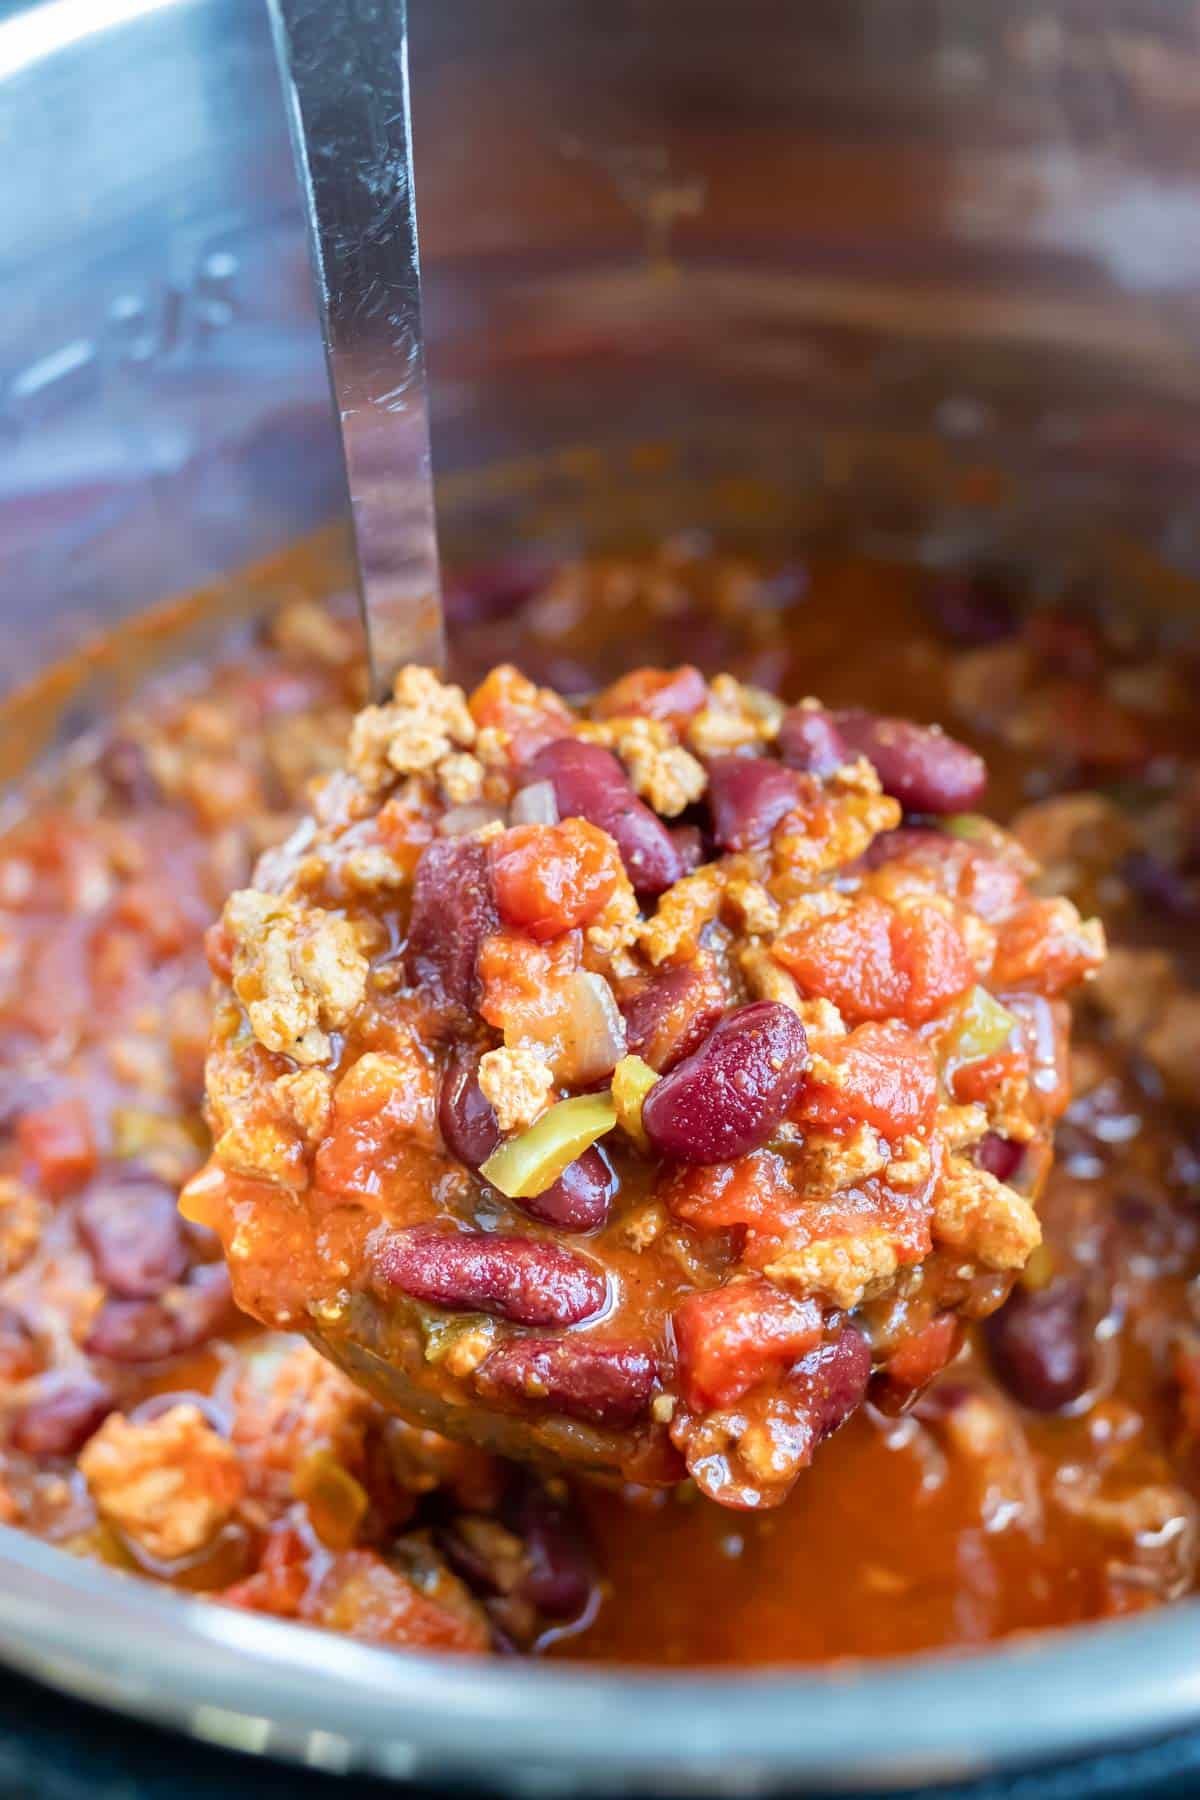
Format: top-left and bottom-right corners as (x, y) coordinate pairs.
(3, 0), (1200, 1790)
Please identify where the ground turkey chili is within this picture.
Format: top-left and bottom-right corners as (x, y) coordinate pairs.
(0, 538), (1196, 1660)
(184, 648), (1104, 1509)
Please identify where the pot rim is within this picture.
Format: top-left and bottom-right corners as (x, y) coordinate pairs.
(1, 1524), (1197, 1791)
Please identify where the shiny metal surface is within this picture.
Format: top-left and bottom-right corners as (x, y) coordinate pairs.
(2, 0), (1200, 1787)
(268, 0), (443, 691)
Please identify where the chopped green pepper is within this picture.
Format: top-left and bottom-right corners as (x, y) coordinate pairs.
(480, 1092), (617, 1199)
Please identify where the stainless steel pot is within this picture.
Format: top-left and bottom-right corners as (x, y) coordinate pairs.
(3, 0), (1200, 1787)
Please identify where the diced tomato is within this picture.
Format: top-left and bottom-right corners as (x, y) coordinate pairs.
(773, 897), (974, 1026)
(375, 796), (437, 874)
(468, 665), (574, 766)
(204, 920), (234, 982)
(880, 1313), (961, 1396)
(951, 1048), (1028, 1108)
(662, 1151), (797, 1236)
(314, 1044), (438, 1202)
(673, 1279), (822, 1411)
(309, 1550), (489, 1652)
(476, 929), (579, 1045)
(796, 1022), (938, 1138)
(491, 820), (621, 941)
(17, 1096), (96, 1196)
(221, 1523), (310, 1618)
(592, 665), (708, 726)
(992, 898), (1105, 996)
(741, 1178), (933, 1281)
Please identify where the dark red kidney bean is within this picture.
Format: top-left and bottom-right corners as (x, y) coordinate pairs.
(86, 1297), (181, 1362)
(407, 837), (498, 1009)
(778, 705), (847, 777)
(620, 958), (727, 1075)
(529, 739), (682, 896)
(85, 1262), (234, 1363)
(790, 1324), (872, 1449)
(927, 571), (1019, 647)
(442, 558), (551, 627)
(1121, 852), (1200, 922)
(706, 756), (800, 852)
(172, 1261), (236, 1348)
(858, 824), (945, 871)
(975, 1132), (1025, 1183)
(478, 1336), (658, 1430)
(642, 1001), (808, 1163)
(10, 1376), (115, 1457)
(377, 1227), (606, 1327)
(515, 1146), (614, 1233)
(0, 1306), (40, 1382)
(831, 710), (986, 814)
(96, 735), (161, 805)
(438, 1052), (501, 1169)
(503, 1475), (596, 1619)
(983, 1276), (1092, 1412)
(78, 1174), (189, 1299)
(669, 823), (705, 874)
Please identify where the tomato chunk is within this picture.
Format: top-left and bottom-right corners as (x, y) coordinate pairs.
(992, 898), (1105, 996)
(468, 665), (573, 765)
(773, 896), (974, 1026)
(796, 1022), (938, 1138)
(662, 1150), (797, 1236)
(491, 819), (621, 941)
(17, 1097), (97, 1196)
(674, 1279), (822, 1411)
(592, 664), (708, 726)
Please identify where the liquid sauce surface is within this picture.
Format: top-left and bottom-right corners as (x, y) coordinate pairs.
(0, 540), (1197, 1665)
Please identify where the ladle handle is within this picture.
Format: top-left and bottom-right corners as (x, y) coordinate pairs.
(268, 0), (444, 693)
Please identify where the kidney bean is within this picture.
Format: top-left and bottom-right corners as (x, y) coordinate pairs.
(620, 956), (727, 1074)
(78, 1173), (189, 1299)
(85, 1261), (234, 1363)
(438, 1052), (501, 1169)
(1121, 851), (1200, 922)
(516, 1146), (614, 1233)
(0, 1306), (40, 1382)
(478, 1336), (658, 1431)
(983, 1276), (1092, 1412)
(778, 705), (847, 777)
(10, 1376), (115, 1458)
(642, 1001), (808, 1163)
(975, 1132), (1025, 1183)
(407, 837), (498, 1009)
(669, 824), (706, 873)
(789, 1324), (872, 1448)
(377, 1226), (606, 1327)
(927, 571), (1019, 646)
(706, 756), (800, 852)
(443, 558), (550, 627)
(831, 711), (986, 814)
(529, 739), (681, 896)
(503, 1475), (596, 1619)
(96, 735), (161, 806)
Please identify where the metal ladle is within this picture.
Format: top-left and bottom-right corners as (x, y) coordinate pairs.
(269, 0), (444, 694)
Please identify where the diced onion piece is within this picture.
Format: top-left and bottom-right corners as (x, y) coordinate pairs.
(510, 780), (559, 826)
(292, 1447), (369, 1550)
(555, 971), (627, 1085)
(481, 1093), (617, 1199)
(438, 804), (506, 837)
(946, 985), (1017, 1064)
(611, 1054), (659, 1150)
